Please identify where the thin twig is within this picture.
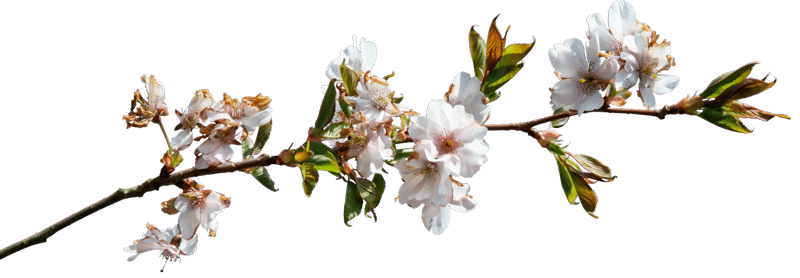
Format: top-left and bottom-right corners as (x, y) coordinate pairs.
(0, 154), (282, 260)
(484, 104), (680, 132)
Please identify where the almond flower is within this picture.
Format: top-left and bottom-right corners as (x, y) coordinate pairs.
(350, 72), (407, 127)
(548, 35), (619, 115)
(171, 89), (213, 152)
(445, 72), (490, 124)
(617, 33), (679, 108)
(397, 141), (457, 207)
(407, 100), (489, 178)
(194, 124), (237, 169)
(122, 74), (169, 128)
(326, 35), (377, 81)
(205, 93), (272, 134)
(162, 180), (231, 239)
(586, 0), (649, 55)
(123, 223), (198, 262)
(421, 178), (477, 235)
(345, 122), (394, 178)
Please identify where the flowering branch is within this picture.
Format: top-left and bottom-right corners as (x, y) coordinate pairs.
(0, 154), (282, 260)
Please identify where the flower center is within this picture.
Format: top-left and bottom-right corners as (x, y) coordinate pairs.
(436, 133), (460, 155)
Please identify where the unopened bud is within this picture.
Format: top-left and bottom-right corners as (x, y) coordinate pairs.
(294, 151), (311, 163)
(278, 149), (296, 167)
(677, 95), (704, 114)
(536, 130), (561, 148)
(341, 161), (354, 176)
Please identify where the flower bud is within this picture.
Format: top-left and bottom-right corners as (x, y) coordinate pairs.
(341, 161), (354, 176)
(536, 130), (561, 148)
(676, 95), (704, 115)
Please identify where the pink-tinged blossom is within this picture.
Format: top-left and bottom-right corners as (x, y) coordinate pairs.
(421, 178), (477, 235)
(123, 223), (198, 262)
(350, 73), (407, 126)
(548, 35), (619, 115)
(397, 141), (457, 207)
(171, 182), (231, 239)
(446, 72), (490, 124)
(143, 74), (168, 116)
(346, 122), (394, 178)
(122, 74), (169, 128)
(408, 100), (489, 178)
(205, 93), (272, 134)
(194, 125), (236, 169)
(171, 90), (214, 152)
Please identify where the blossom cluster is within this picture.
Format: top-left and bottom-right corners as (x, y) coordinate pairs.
(323, 37), (491, 234)
(323, 36), (407, 178)
(122, 74), (274, 169)
(549, 0), (679, 114)
(124, 179), (230, 266)
(121, 75), (274, 265)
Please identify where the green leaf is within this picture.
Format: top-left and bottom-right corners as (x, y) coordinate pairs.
(554, 155), (578, 205)
(573, 154), (614, 181)
(340, 60), (359, 96)
(338, 96), (353, 119)
(481, 62), (524, 97)
(320, 121), (350, 139)
(551, 107), (569, 128)
(494, 41), (534, 70)
(484, 90), (501, 102)
(242, 136), (255, 159)
(307, 142), (341, 174)
(251, 120), (272, 156)
(700, 62), (758, 99)
(393, 93), (404, 104)
(357, 174), (386, 214)
(725, 101), (790, 122)
(697, 107), (752, 134)
(571, 171), (598, 219)
(300, 163), (319, 197)
(171, 153), (183, 168)
(547, 142), (566, 157)
(389, 148), (413, 164)
(250, 166), (278, 191)
(343, 181), (363, 227)
(313, 79), (338, 136)
(469, 25), (487, 80)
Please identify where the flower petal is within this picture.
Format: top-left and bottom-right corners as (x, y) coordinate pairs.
(422, 204), (450, 235)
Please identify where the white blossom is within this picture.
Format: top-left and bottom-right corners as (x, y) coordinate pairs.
(346, 122), (394, 178)
(586, 0), (648, 55)
(171, 90), (213, 152)
(205, 93), (272, 134)
(142, 74), (168, 115)
(548, 35), (619, 115)
(446, 72), (490, 124)
(349, 73), (406, 126)
(326, 35), (377, 81)
(194, 124), (236, 169)
(172, 183), (231, 239)
(397, 141), (457, 207)
(408, 100), (488, 178)
(421, 179), (477, 235)
(617, 33), (679, 108)
(123, 223), (198, 262)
